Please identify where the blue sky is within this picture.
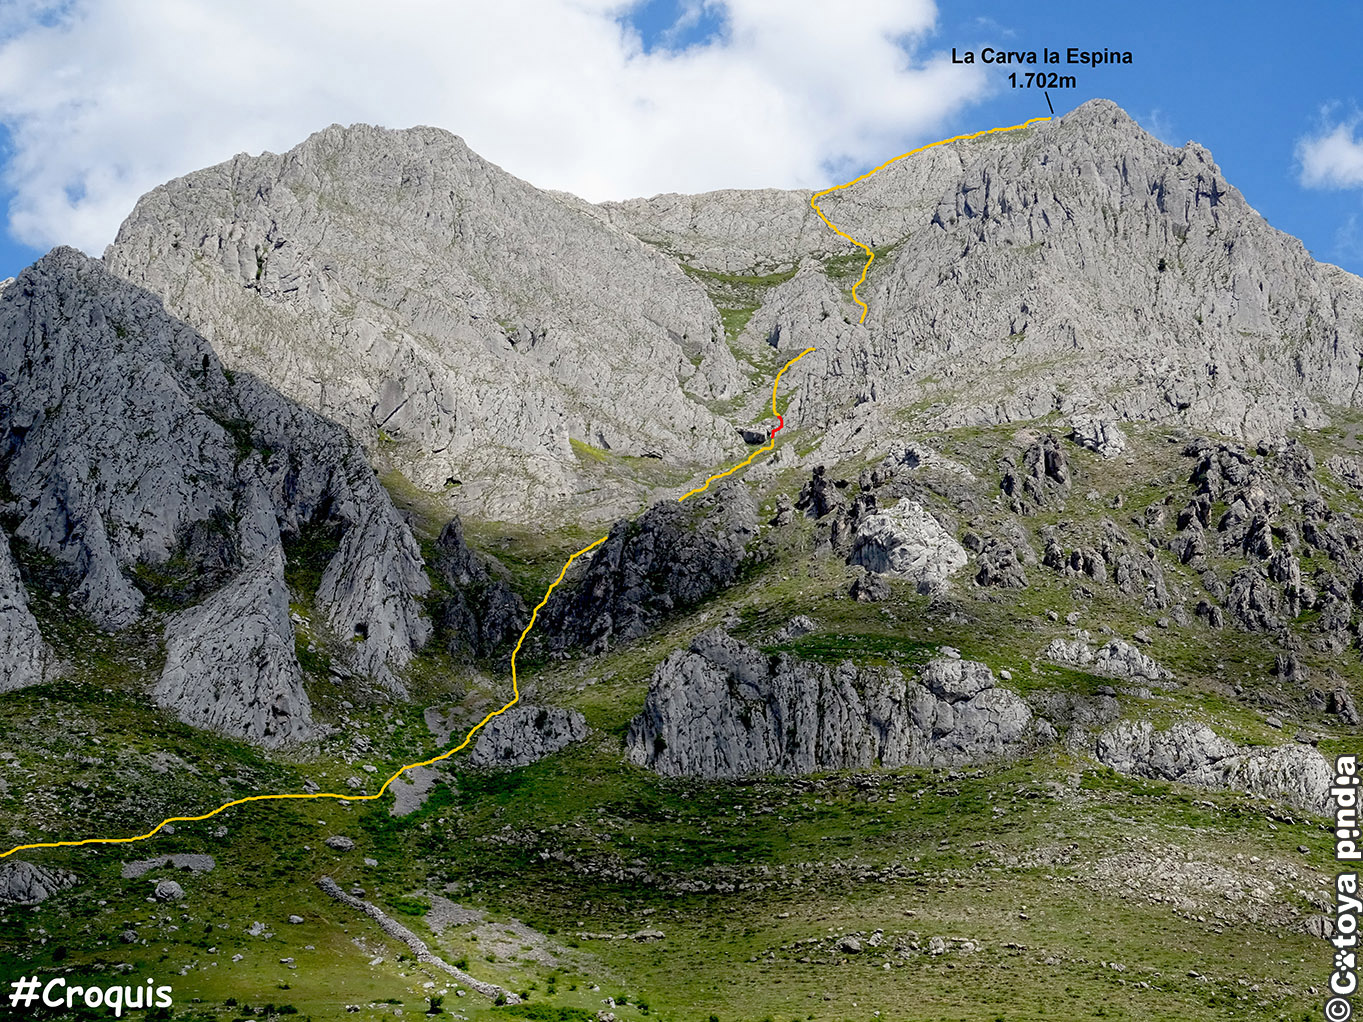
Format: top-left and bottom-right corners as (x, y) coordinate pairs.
(1, 0), (1362, 279)
(628, 0), (1363, 276)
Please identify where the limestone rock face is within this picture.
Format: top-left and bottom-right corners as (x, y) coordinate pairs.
(468, 704), (588, 769)
(1094, 720), (1333, 814)
(619, 100), (1363, 463)
(99, 100), (1363, 526)
(1070, 416), (1128, 459)
(625, 630), (1036, 778)
(848, 500), (967, 592)
(0, 860), (76, 905)
(542, 480), (758, 654)
(0, 529), (53, 692)
(154, 544), (310, 747)
(105, 124), (745, 522)
(0, 248), (430, 739)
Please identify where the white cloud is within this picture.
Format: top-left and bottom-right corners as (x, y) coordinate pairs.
(1140, 108), (1179, 147)
(1336, 212), (1363, 263)
(1297, 116), (1363, 189)
(0, 0), (988, 253)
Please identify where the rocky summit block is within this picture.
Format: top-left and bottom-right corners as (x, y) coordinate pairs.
(625, 630), (1040, 778)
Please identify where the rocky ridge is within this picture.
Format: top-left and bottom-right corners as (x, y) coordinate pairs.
(626, 101), (1363, 463)
(0, 249), (431, 744)
(624, 630), (1038, 778)
(541, 480), (759, 654)
(104, 124), (746, 522)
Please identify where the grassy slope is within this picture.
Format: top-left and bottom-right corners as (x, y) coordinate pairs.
(0, 417), (1351, 1021)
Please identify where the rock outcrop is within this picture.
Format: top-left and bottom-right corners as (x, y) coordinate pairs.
(1070, 416), (1128, 459)
(847, 500), (967, 592)
(468, 704), (588, 769)
(1002, 436), (1071, 511)
(542, 480), (758, 654)
(625, 630), (1037, 778)
(0, 529), (53, 692)
(0, 248), (430, 739)
(154, 506), (311, 747)
(430, 516), (527, 661)
(0, 860), (76, 905)
(1042, 638), (1173, 683)
(1094, 720), (1333, 814)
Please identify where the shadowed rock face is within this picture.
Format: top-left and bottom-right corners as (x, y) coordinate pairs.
(468, 704), (588, 769)
(0, 248), (431, 744)
(625, 630), (1037, 778)
(429, 515), (527, 662)
(104, 123), (745, 522)
(541, 480), (759, 655)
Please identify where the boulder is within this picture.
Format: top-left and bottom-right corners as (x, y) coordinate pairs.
(849, 569), (890, 603)
(153, 879), (185, 902)
(0, 860), (76, 905)
(1070, 416), (1128, 459)
(795, 465), (848, 519)
(848, 500), (967, 592)
(1002, 436), (1070, 510)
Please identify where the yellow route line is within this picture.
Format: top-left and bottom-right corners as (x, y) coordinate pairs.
(810, 115), (1051, 324)
(0, 536), (608, 859)
(2, 113), (1051, 862)
(676, 345), (816, 502)
(0, 348), (817, 861)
